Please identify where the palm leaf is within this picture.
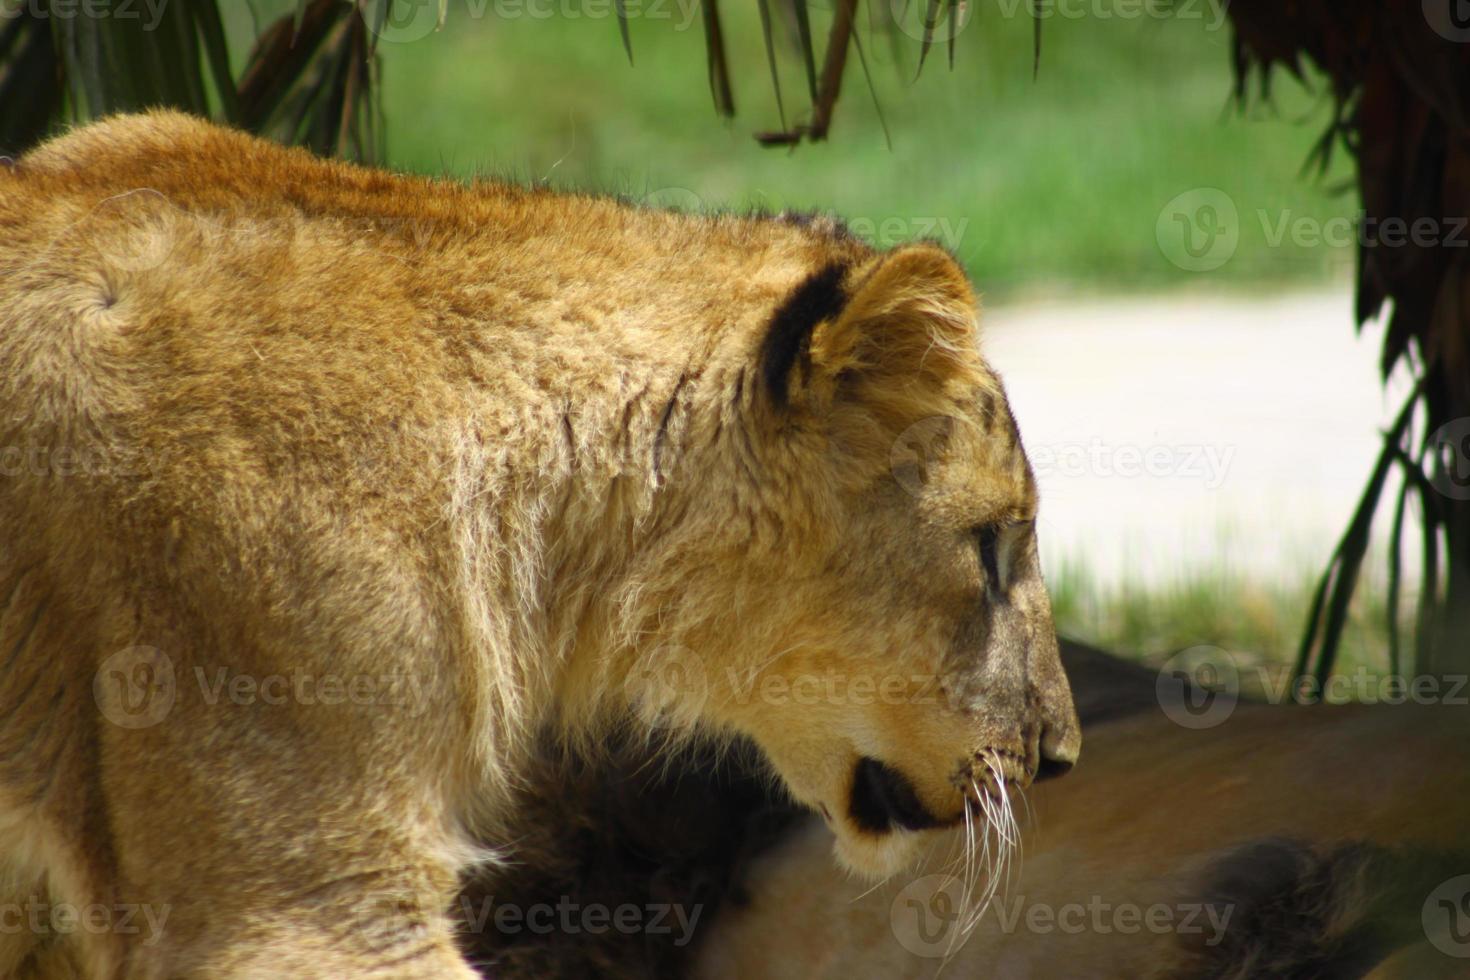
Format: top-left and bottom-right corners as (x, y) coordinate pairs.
(1294, 385), (1421, 688)
(293, 0), (310, 41)
(0, 10), (61, 154)
(947, 0), (959, 70)
(700, 0), (736, 117)
(915, 0), (943, 79)
(614, 0), (633, 66)
(791, 0), (818, 102)
(756, 0), (787, 130)
(1384, 473), (1410, 680)
(0, 0), (384, 161)
(239, 0), (383, 160)
(193, 0), (241, 123)
(849, 16), (890, 149)
(1031, 0), (1042, 78)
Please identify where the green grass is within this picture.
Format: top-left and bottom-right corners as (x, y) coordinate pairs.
(1050, 560), (1412, 696)
(357, 0), (1359, 298)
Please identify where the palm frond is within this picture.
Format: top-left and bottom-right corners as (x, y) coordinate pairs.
(0, 9), (61, 154)
(701, 0), (736, 118)
(1235, 1), (1470, 677)
(2, 0), (388, 161)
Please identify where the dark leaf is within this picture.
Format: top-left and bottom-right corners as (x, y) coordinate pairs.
(1384, 473), (1410, 680)
(849, 16), (890, 150)
(947, 0), (957, 71)
(915, 0), (941, 79)
(294, 0), (310, 42)
(153, 0), (210, 114)
(791, 0), (817, 103)
(805, 0), (857, 141)
(700, 0), (735, 118)
(1031, 0), (1041, 78)
(1297, 384), (1421, 687)
(192, 0), (241, 123)
(0, 10), (61, 154)
(614, 0), (633, 65)
(756, 0), (786, 130)
(239, 0), (350, 131)
(362, 0), (390, 56)
(1414, 473), (1442, 671)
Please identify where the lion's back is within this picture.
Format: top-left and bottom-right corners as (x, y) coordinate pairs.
(0, 116), (475, 787)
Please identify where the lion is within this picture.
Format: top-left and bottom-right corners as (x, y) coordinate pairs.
(692, 659), (1470, 980)
(412, 642), (1470, 979)
(0, 111), (1079, 978)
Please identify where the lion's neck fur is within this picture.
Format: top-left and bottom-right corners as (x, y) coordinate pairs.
(7, 109), (877, 841)
(441, 293), (797, 831)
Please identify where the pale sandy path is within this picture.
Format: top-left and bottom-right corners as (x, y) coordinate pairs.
(982, 289), (1412, 586)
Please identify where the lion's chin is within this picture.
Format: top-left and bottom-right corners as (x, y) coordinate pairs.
(830, 825), (928, 880)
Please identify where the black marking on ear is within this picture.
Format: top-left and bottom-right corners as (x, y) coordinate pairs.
(759, 262), (848, 410)
(1004, 410), (1021, 448)
(849, 756), (942, 834)
(978, 389), (998, 431)
(774, 210), (855, 241)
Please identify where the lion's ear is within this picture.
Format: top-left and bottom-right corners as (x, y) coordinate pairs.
(760, 244), (979, 420)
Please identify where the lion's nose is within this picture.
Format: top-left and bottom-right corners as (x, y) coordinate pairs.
(1034, 752), (1074, 782)
(1033, 724), (1080, 783)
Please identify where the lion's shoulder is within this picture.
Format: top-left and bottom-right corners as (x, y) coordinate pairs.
(22, 109), (257, 177)
(17, 111), (422, 217)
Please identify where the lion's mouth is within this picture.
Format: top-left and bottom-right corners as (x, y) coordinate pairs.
(848, 743), (1068, 836)
(848, 757), (944, 834)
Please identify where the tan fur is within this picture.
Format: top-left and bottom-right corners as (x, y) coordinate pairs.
(696, 701), (1470, 979)
(0, 112), (1078, 977)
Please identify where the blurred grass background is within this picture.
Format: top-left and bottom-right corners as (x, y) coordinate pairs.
(367, 0), (1355, 298)
(226, 0), (1390, 670)
(1048, 562), (1398, 684)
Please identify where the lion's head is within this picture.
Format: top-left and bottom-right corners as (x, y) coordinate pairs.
(605, 240), (1080, 880)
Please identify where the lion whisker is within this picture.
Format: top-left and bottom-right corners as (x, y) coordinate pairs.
(953, 751), (1022, 940)
(942, 790), (977, 963)
(849, 870), (894, 904)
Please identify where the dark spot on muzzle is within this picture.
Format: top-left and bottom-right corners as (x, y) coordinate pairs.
(849, 757), (943, 834)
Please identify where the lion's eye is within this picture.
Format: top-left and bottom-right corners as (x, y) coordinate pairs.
(975, 524), (1001, 588)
